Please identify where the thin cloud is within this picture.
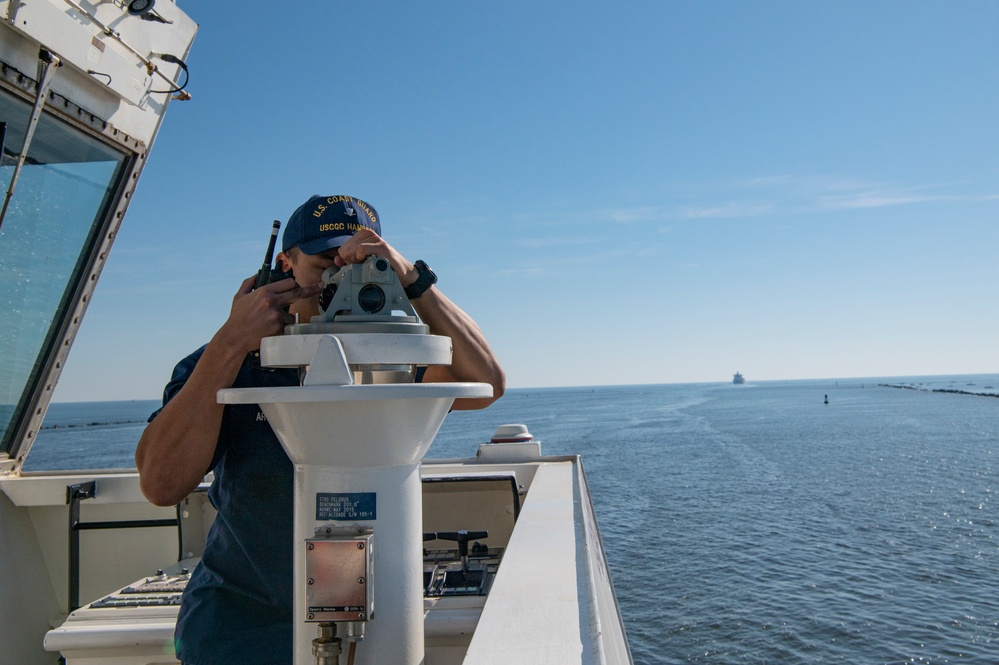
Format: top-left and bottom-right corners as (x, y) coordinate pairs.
(677, 201), (778, 219)
(820, 191), (999, 210)
(518, 235), (600, 249)
(607, 206), (668, 223)
(819, 193), (933, 210)
(635, 174), (999, 220)
(471, 175), (999, 241)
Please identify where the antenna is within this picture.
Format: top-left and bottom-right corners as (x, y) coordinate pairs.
(255, 220), (281, 289)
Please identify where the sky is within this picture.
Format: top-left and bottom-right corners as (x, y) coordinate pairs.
(54, 0), (999, 402)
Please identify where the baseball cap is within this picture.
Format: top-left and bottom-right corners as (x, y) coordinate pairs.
(282, 195), (381, 255)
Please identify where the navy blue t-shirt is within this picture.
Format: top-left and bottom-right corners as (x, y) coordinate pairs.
(150, 347), (299, 665)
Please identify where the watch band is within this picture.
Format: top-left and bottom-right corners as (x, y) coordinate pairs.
(404, 260), (437, 300)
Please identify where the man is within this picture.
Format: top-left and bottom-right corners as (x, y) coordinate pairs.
(135, 194), (505, 665)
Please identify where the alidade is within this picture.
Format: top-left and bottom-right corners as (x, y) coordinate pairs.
(267, 256), (448, 385)
(316, 255), (416, 322)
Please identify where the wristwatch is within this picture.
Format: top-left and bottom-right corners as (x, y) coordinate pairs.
(404, 260), (437, 300)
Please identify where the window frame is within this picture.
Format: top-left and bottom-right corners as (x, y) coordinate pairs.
(0, 60), (148, 474)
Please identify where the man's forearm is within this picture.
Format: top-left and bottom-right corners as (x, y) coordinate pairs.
(413, 287), (505, 410)
(135, 336), (245, 506)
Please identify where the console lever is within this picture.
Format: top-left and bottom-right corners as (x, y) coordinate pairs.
(434, 530), (488, 577)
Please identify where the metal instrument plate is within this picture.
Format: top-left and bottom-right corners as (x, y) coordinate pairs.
(305, 535), (373, 622)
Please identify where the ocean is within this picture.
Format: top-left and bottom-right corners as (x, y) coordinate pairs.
(26, 374), (999, 664)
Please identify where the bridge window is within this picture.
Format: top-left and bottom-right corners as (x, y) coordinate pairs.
(0, 88), (128, 463)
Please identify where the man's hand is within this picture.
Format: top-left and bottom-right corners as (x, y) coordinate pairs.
(335, 228), (420, 288)
(217, 276), (323, 355)
(335, 227), (387, 265)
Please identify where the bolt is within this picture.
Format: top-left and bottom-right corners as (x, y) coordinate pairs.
(308, 578), (315, 585)
(357, 577), (365, 584)
(358, 613), (365, 620)
(308, 543), (314, 550)
(308, 613), (315, 620)
(357, 542), (365, 550)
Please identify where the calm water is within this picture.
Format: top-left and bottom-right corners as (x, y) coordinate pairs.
(27, 375), (999, 664)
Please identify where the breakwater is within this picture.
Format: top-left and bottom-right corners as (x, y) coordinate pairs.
(880, 382), (999, 398)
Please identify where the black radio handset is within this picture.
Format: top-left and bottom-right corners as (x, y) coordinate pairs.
(250, 221), (293, 368)
(255, 220), (294, 288)
(255, 220), (280, 289)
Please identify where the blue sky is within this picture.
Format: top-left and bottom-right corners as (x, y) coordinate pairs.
(55, 1), (999, 402)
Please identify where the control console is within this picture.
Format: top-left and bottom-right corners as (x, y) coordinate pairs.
(87, 568), (190, 609)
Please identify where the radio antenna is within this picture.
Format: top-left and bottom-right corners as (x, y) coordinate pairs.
(255, 220), (281, 289)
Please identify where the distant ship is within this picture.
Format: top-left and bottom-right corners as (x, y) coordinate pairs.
(733, 372), (746, 385)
